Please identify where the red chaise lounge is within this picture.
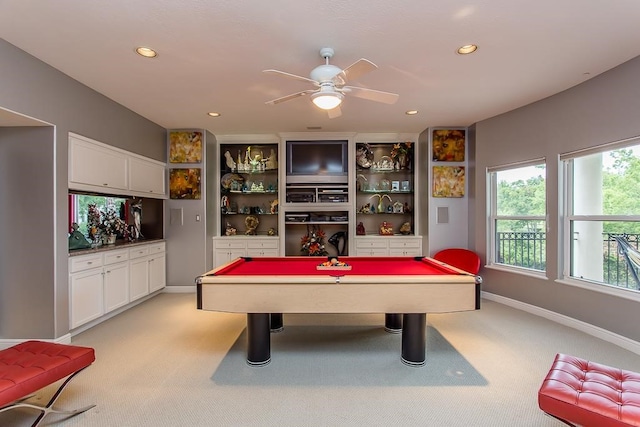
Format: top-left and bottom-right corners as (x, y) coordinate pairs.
(538, 353), (640, 426)
(0, 340), (95, 426)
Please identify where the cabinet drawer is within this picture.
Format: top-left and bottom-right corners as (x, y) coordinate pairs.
(247, 240), (278, 250)
(70, 254), (103, 273)
(104, 249), (129, 265)
(214, 240), (246, 249)
(355, 239), (388, 249)
(388, 239), (422, 249)
(389, 248), (422, 257)
(147, 242), (166, 255)
(129, 247), (150, 259)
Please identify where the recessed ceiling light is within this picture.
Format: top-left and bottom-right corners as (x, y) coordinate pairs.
(207, 112), (221, 117)
(457, 44), (478, 55)
(135, 47), (158, 58)
(405, 110), (419, 115)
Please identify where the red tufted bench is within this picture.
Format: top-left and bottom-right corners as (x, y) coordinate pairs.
(0, 340), (95, 426)
(538, 353), (640, 426)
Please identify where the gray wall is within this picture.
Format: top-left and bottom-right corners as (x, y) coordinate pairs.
(164, 130), (216, 287)
(474, 55), (640, 342)
(0, 38), (165, 340)
(0, 127), (55, 338)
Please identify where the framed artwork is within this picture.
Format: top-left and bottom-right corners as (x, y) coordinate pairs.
(169, 131), (202, 163)
(169, 168), (201, 199)
(432, 129), (466, 162)
(432, 166), (465, 198)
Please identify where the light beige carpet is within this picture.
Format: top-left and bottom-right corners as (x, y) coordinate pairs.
(3, 293), (640, 426)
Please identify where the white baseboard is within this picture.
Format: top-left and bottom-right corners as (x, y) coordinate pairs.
(0, 334), (71, 350)
(164, 285), (196, 293)
(483, 291), (640, 355)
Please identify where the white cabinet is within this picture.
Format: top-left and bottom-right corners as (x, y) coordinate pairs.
(68, 132), (167, 199)
(213, 237), (279, 267)
(69, 266), (104, 329)
(69, 134), (128, 191)
(354, 236), (422, 257)
(103, 249), (130, 312)
(69, 242), (166, 330)
(129, 242), (166, 300)
(148, 244), (167, 293)
(69, 253), (105, 329)
(129, 156), (166, 196)
(129, 246), (150, 301)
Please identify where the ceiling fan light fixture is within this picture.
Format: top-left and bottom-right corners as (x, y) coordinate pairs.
(311, 92), (343, 110)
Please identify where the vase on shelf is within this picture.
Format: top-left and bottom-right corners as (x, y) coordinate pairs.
(397, 153), (409, 170)
(104, 234), (117, 245)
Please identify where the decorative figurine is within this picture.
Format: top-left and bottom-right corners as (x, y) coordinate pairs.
(221, 195), (230, 213)
(224, 151), (236, 171)
(328, 231), (348, 256)
(225, 222), (237, 236)
(400, 222), (411, 235)
(68, 222), (91, 250)
(265, 148), (277, 170)
(379, 221), (393, 235)
(130, 199), (143, 240)
(245, 215), (259, 235)
(267, 227), (276, 236)
(270, 199), (279, 214)
(356, 222), (366, 235)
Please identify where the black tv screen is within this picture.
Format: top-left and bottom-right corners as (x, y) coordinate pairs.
(286, 140), (348, 184)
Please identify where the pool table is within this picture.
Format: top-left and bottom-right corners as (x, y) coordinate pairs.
(196, 256), (479, 367)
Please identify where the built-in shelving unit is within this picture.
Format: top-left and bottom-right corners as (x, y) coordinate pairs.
(354, 142), (415, 237)
(219, 143), (280, 237)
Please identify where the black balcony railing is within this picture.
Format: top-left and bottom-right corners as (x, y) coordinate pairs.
(495, 231), (640, 290)
(496, 231), (546, 271)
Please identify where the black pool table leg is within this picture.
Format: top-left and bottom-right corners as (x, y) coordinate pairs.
(401, 313), (426, 367)
(246, 313), (271, 366)
(270, 313), (284, 332)
(384, 313), (403, 333)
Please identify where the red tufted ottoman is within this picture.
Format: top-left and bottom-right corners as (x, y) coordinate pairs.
(0, 340), (95, 426)
(538, 353), (640, 426)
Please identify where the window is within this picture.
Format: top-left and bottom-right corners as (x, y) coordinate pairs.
(488, 161), (546, 272)
(562, 138), (640, 292)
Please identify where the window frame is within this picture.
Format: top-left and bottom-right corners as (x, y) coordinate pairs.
(560, 136), (640, 298)
(487, 158), (547, 275)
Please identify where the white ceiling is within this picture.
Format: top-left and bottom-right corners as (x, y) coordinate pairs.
(1, 1), (640, 134)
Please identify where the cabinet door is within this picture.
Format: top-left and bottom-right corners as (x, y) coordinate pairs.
(69, 136), (128, 190)
(213, 248), (246, 268)
(129, 157), (166, 196)
(129, 257), (149, 301)
(104, 262), (130, 312)
(70, 268), (104, 329)
(149, 253), (166, 292)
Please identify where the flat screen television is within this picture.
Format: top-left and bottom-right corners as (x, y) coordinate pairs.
(286, 140), (349, 184)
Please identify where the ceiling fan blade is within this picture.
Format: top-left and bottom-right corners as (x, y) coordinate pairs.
(265, 90), (315, 105)
(263, 69), (318, 86)
(327, 106), (342, 119)
(334, 59), (377, 85)
(342, 86), (399, 104)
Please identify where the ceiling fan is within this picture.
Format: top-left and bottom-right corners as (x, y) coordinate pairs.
(263, 47), (399, 118)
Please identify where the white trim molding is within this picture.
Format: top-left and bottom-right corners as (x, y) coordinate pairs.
(483, 291), (640, 355)
(0, 334), (71, 351)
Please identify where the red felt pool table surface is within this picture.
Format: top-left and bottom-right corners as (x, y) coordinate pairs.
(212, 256), (462, 277)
